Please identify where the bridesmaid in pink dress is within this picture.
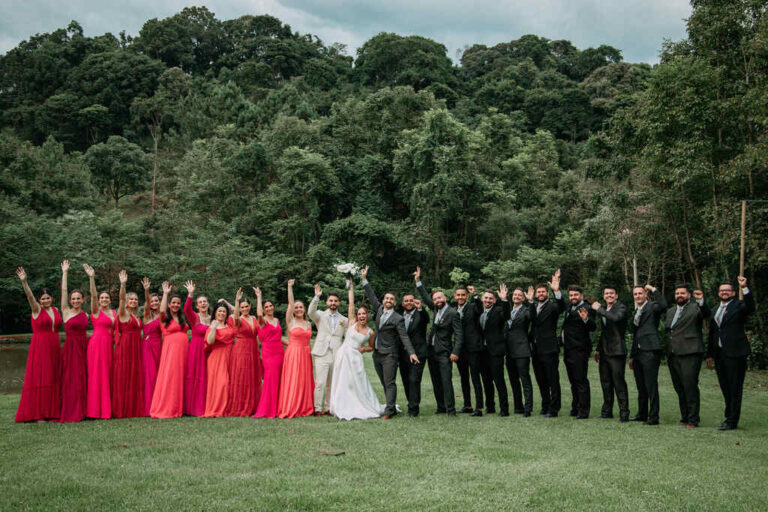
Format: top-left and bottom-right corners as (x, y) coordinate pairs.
(225, 288), (262, 416)
(150, 281), (189, 419)
(84, 263), (115, 419)
(141, 277), (162, 416)
(253, 287), (286, 418)
(14, 267), (62, 422)
(203, 302), (235, 417)
(277, 279), (314, 419)
(183, 280), (209, 417)
(59, 260), (88, 423)
(111, 270), (145, 418)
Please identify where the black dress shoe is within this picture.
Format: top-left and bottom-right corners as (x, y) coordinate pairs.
(459, 406), (474, 414)
(599, 413), (613, 419)
(434, 410), (446, 415)
(470, 410), (483, 417)
(408, 413), (418, 418)
(568, 410), (578, 417)
(498, 411), (509, 417)
(544, 412), (558, 418)
(523, 411), (531, 417)
(718, 423), (736, 431)
(513, 409), (525, 414)
(576, 415), (589, 419)
(619, 415), (629, 423)
(629, 415), (647, 422)
(485, 408), (496, 414)
(643, 420), (659, 425)
(539, 409), (548, 416)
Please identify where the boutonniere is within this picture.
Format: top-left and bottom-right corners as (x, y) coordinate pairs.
(339, 319), (347, 326)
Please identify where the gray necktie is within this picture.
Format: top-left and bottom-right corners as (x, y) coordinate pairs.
(330, 313), (337, 333)
(633, 307), (642, 327)
(480, 308), (490, 329)
(379, 310), (391, 328)
(670, 305), (683, 328)
(434, 308), (443, 325)
(511, 306), (521, 320)
(716, 304), (727, 327)
(537, 301), (546, 315)
(405, 312), (411, 331)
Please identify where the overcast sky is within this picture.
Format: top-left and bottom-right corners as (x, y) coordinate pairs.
(0, 0), (692, 63)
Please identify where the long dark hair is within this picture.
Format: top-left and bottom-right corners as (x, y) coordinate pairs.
(163, 294), (188, 329)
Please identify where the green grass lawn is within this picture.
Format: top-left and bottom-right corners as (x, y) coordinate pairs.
(1, 359), (767, 511)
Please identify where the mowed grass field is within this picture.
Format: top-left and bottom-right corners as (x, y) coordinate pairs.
(1, 358), (767, 511)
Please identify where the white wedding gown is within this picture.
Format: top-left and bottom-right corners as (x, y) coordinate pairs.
(329, 324), (387, 420)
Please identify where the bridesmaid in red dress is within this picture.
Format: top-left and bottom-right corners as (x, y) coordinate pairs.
(84, 263), (115, 419)
(225, 288), (262, 416)
(150, 281), (189, 419)
(59, 260), (88, 423)
(203, 301), (235, 417)
(141, 277), (162, 416)
(183, 280), (209, 417)
(277, 279), (314, 419)
(14, 267), (62, 422)
(111, 270), (145, 418)
(254, 287), (286, 418)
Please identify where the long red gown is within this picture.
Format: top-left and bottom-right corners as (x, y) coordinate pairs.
(277, 326), (314, 419)
(225, 315), (262, 417)
(254, 319), (284, 418)
(111, 314), (145, 418)
(183, 297), (207, 416)
(15, 307), (62, 422)
(203, 325), (235, 417)
(142, 316), (162, 416)
(150, 317), (188, 419)
(59, 311), (88, 423)
(87, 310), (115, 419)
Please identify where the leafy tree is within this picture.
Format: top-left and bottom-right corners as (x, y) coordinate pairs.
(84, 136), (150, 206)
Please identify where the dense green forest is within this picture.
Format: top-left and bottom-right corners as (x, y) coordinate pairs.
(0, 2), (765, 347)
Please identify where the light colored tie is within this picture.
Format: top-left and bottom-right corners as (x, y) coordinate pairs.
(537, 301), (546, 315)
(480, 308), (490, 329)
(405, 313), (411, 331)
(511, 306), (521, 320)
(434, 309), (443, 325)
(634, 307), (642, 327)
(716, 304), (727, 327)
(670, 306), (683, 328)
(330, 313), (337, 333)
(379, 310), (391, 328)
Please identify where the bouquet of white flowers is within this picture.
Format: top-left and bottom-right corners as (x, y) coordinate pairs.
(335, 262), (360, 288)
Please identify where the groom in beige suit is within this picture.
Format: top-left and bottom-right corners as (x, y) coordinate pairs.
(309, 284), (348, 415)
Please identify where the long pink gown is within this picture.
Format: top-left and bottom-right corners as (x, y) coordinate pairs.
(225, 315), (262, 417)
(183, 297), (207, 416)
(277, 326), (314, 419)
(203, 326), (234, 418)
(111, 314), (145, 418)
(254, 319), (284, 418)
(15, 307), (62, 422)
(87, 310), (116, 419)
(150, 318), (188, 419)
(60, 311), (88, 423)
(142, 316), (162, 416)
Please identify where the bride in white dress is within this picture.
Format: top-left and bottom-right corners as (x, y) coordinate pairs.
(329, 281), (387, 420)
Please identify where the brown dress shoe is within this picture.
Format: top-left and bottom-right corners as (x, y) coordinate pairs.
(381, 414), (392, 420)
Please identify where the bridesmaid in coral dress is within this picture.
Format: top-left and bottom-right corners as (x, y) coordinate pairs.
(183, 280), (209, 417)
(59, 260), (88, 423)
(141, 277), (162, 416)
(84, 263), (115, 419)
(225, 288), (262, 416)
(111, 270), (145, 418)
(253, 287), (286, 418)
(14, 267), (62, 422)
(203, 301), (235, 417)
(150, 281), (189, 419)
(277, 279), (314, 419)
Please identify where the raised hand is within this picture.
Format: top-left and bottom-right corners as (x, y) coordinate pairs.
(314, 284), (322, 297)
(141, 277), (151, 290)
(577, 308), (589, 321)
(591, 301), (601, 311)
(15, 266), (27, 281)
(467, 285), (476, 296)
(287, 278), (295, 287)
(413, 267), (421, 282)
(253, 287), (261, 298)
(525, 286), (534, 302)
(184, 280), (195, 294)
(161, 281), (172, 294)
(414, 299), (422, 309)
(210, 319), (219, 330)
(548, 269), (561, 292)
(693, 289), (704, 301)
(119, 270), (128, 284)
(235, 287), (243, 302)
(498, 284), (508, 301)
(738, 275), (748, 288)
(61, 260), (70, 273)
(644, 284), (655, 292)
(361, 266), (369, 280)
(83, 264), (95, 278)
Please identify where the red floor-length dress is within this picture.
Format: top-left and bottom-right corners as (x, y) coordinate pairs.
(225, 315), (262, 416)
(150, 318), (189, 419)
(15, 308), (63, 422)
(59, 311), (88, 423)
(183, 298), (207, 416)
(254, 319), (284, 418)
(87, 310), (115, 419)
(277, 326), (314, 419)
(111, 314), (145, 418)
(142, 316), (162, 415)
(202, 325), (235, 417)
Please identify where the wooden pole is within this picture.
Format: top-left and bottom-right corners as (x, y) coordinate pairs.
(739, 200), (746, 300)
(632, 255), (638, 286)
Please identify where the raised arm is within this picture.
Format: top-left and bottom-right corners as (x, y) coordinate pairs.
(254, 287), (263, 321)
(285, 279), (295, 327)
(117, 270), (129, 321)
(184, 280), (199, 327)
(141, 277), (152, 322)
(15, 267), (40, 316)
(414, 267), (435, 309)
(233, 288), (243, 327)
(361, 266), (382, 311)
(60, 260), (70, 316)
(160, 281), (171, 318)
(646, 284), (667, 311)
(83, 264), (98, 316)
(308, 284), (322, 323)
(206, 319), (219, 345)
(348, 282), (356, 322)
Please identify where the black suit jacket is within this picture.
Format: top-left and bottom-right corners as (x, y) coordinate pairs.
(399, 307), (429, 359)
(595, 302), (628, 357)
(505, 302), (534, 358)
(363, 282), (414, 355)
(629, 291), (667, 357)
(707, 292), (756, 358)
(425, 305), (464, 356)
(477, 297), (511, 357)
(531, 295), (566, 355)
(665, 300), (710, 355)
(454, 301), (484, 352)
(561, 301), (597, 352)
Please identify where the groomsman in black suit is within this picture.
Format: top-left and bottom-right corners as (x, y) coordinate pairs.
(504, 287), (536, 416)
(561, 284), (596, 419)
(474, 284), (511, 416)
(413, 272), (464, 416)
(454, 286), (495, 415)
(361, 266), (419, 419)
(628, 284), (667, 425)
(531, 269), (565, 417)
(590, 286), (630, 422)
(398, 293), (430, 417)
(664, 284), (710, 428)
(706, 276), (756, 430)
